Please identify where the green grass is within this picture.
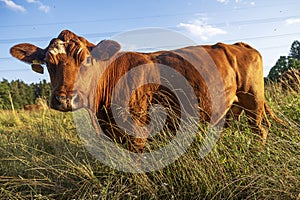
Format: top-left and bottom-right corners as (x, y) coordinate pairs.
(0, 84), (299, 200)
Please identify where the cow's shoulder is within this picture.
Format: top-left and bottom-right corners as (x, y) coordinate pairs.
(120, 51), (154, 65)
(209, 42), (261, 62)
(233, 42), (254, 49)
(210, 42), (254, 52)
(211, 42), (227, 49)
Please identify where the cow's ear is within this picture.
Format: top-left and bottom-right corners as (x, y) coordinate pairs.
(91, 40), (121, 61)
(10, 43), (45, 65)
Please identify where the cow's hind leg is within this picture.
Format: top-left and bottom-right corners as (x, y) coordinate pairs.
(225, 104), (243, 128)
(237, 93), (267, 144)
(127, 113), (149, 153)
(127, 92), (152, 154)
(245, 109), (267, 144)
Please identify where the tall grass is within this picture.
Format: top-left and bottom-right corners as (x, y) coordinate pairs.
(0, 84), (299, 200)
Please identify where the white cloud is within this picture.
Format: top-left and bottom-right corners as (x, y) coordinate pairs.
(285, 18), (300, 25)
(0, 0), (26, 12)
(178, 19), (227, 41)
(216, 0), (255, 6)
(26, 0), (50, 13)
(0, 0), (50, 13)
(216, 0), (229, 4)
(38, 4), (50, 13)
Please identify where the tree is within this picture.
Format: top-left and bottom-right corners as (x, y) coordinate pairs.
(268, 56), (289, 81)
(289, 40), (300, 60)
(0, 79), (11, 109)
(9, 80), (32, 109)
(0, 79), (51, 110)
(288, 57), (300, 69)
(268, 40), (300, 81)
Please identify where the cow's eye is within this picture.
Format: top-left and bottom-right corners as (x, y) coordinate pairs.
(87, 56), (92, 64)
(84, 56), (93, 67)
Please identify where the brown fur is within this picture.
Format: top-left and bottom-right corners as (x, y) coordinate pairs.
(10, 30), (282, 152)
(24, 104), (42, 111)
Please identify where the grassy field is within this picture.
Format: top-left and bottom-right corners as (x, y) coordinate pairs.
(0, 84), (299, 200)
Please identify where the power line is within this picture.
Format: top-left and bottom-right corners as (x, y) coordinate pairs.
(0, 57), (11, 60)
(1, 30), (299, 52)
(259, 44), (291, 50)
(0, 12), (206, 29)
(0, 38), (296, 73)
(0, 0), (298, 29)
(0, 68), (31, 72)
(212, 32), (300, 43)
(1, 13), (299, 45)
(0, 31), (121, 44)
(210, 15), (300, 28)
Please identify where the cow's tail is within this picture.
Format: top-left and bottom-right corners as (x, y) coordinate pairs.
(264, 102), (288, 127)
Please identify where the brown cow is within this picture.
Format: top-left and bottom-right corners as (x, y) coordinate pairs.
(10, 30), (280, 152)
(24, 104), (41, 111)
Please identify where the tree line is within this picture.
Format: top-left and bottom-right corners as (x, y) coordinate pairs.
(0, 79), (51, 110)
(267, 40), (300, 81)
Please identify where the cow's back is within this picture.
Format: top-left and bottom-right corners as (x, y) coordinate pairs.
(175, 42), (263, 99)
(150, 43), (263, 121)
(204, 42), (263, 93)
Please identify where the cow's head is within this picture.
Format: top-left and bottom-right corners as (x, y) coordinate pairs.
(10, 30), (120, 111)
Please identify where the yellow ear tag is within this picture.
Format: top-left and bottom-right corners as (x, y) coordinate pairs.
(31, 64), (44, 74)
(32, 60), (43, 65)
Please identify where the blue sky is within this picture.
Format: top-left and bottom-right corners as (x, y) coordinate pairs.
(0, 0), (299, 83)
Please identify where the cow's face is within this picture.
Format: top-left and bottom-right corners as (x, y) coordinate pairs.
(10, 30), (120, 112)
(45, 38), (92, 111)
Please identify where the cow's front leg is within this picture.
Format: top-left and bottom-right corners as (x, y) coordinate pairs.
(129, 136), (148, 153)
(128, 110), (149, 153)
(128, 94), (151, 153)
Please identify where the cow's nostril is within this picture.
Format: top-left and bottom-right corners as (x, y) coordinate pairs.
(53, 92), (82, 111)
(71, 93), (82, 106)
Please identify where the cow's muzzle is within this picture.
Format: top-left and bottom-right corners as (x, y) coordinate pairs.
(52, 92), (83, 111)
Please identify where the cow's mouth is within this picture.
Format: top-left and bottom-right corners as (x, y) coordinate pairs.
(50, 91), (84, 112)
